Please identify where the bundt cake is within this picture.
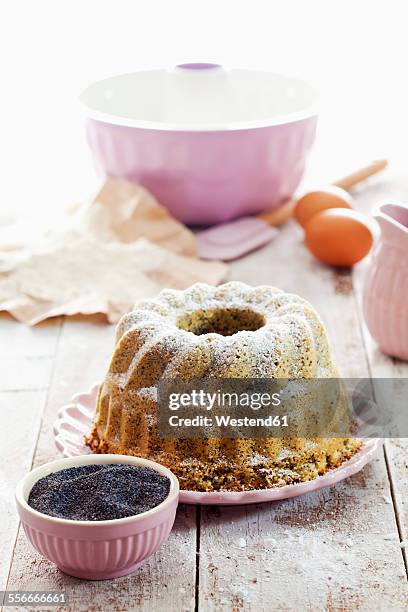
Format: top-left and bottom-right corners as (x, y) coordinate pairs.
(87, 282), (360, 491)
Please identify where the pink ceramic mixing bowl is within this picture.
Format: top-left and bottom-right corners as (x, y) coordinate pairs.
(15, 454), (179, 580)
(81, 64), (318, 224)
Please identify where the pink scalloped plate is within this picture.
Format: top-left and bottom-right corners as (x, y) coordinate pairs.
(54, 384), (383, 505)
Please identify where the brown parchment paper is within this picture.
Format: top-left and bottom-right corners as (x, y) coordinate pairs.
(78, 178), (197, 256)
(0, 180), (228, 324)
(0, 237), (227, 325)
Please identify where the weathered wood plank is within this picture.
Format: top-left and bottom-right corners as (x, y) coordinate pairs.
(5, 316), (197, 612)
(29, 315), (114, 468)
(0, 312), (61, 596)
(199, 458), (407, 612)
(0, 313), (62, 392)
(0, 390), (47, 591)
(386, 438), (408, 570)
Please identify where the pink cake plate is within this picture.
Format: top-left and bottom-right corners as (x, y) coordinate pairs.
(53, 383), (383, 506)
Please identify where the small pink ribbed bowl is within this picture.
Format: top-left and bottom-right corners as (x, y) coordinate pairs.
(15, 454), (179, 580)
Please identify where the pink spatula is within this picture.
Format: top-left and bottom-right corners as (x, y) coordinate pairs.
(197, 159), (387, 261)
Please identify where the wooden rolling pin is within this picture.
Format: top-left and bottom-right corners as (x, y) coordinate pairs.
(258, 159), (388, 226)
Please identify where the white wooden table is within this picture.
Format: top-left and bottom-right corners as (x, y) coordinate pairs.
(1, 172), (408, 611)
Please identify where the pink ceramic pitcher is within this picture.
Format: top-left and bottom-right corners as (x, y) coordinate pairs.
(363, 203), (408, 360)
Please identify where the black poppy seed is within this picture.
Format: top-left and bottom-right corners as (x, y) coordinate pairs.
(27, 464), (171, 521)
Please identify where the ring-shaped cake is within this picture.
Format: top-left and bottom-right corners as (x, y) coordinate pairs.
(87, 282), (360, 491)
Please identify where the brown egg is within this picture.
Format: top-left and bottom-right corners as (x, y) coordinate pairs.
(304, 209), (373, 267)
(294, 186), (354, 228)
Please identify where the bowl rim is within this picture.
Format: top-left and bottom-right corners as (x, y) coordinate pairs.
(15, 454), (179, 527)
(80, 67), (319, 132)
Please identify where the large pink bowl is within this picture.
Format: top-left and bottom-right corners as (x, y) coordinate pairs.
(15, 454), (179, 580)
(81, 65), (318, 225)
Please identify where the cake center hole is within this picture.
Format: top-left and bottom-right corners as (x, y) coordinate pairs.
(177, 307), (265, 336)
